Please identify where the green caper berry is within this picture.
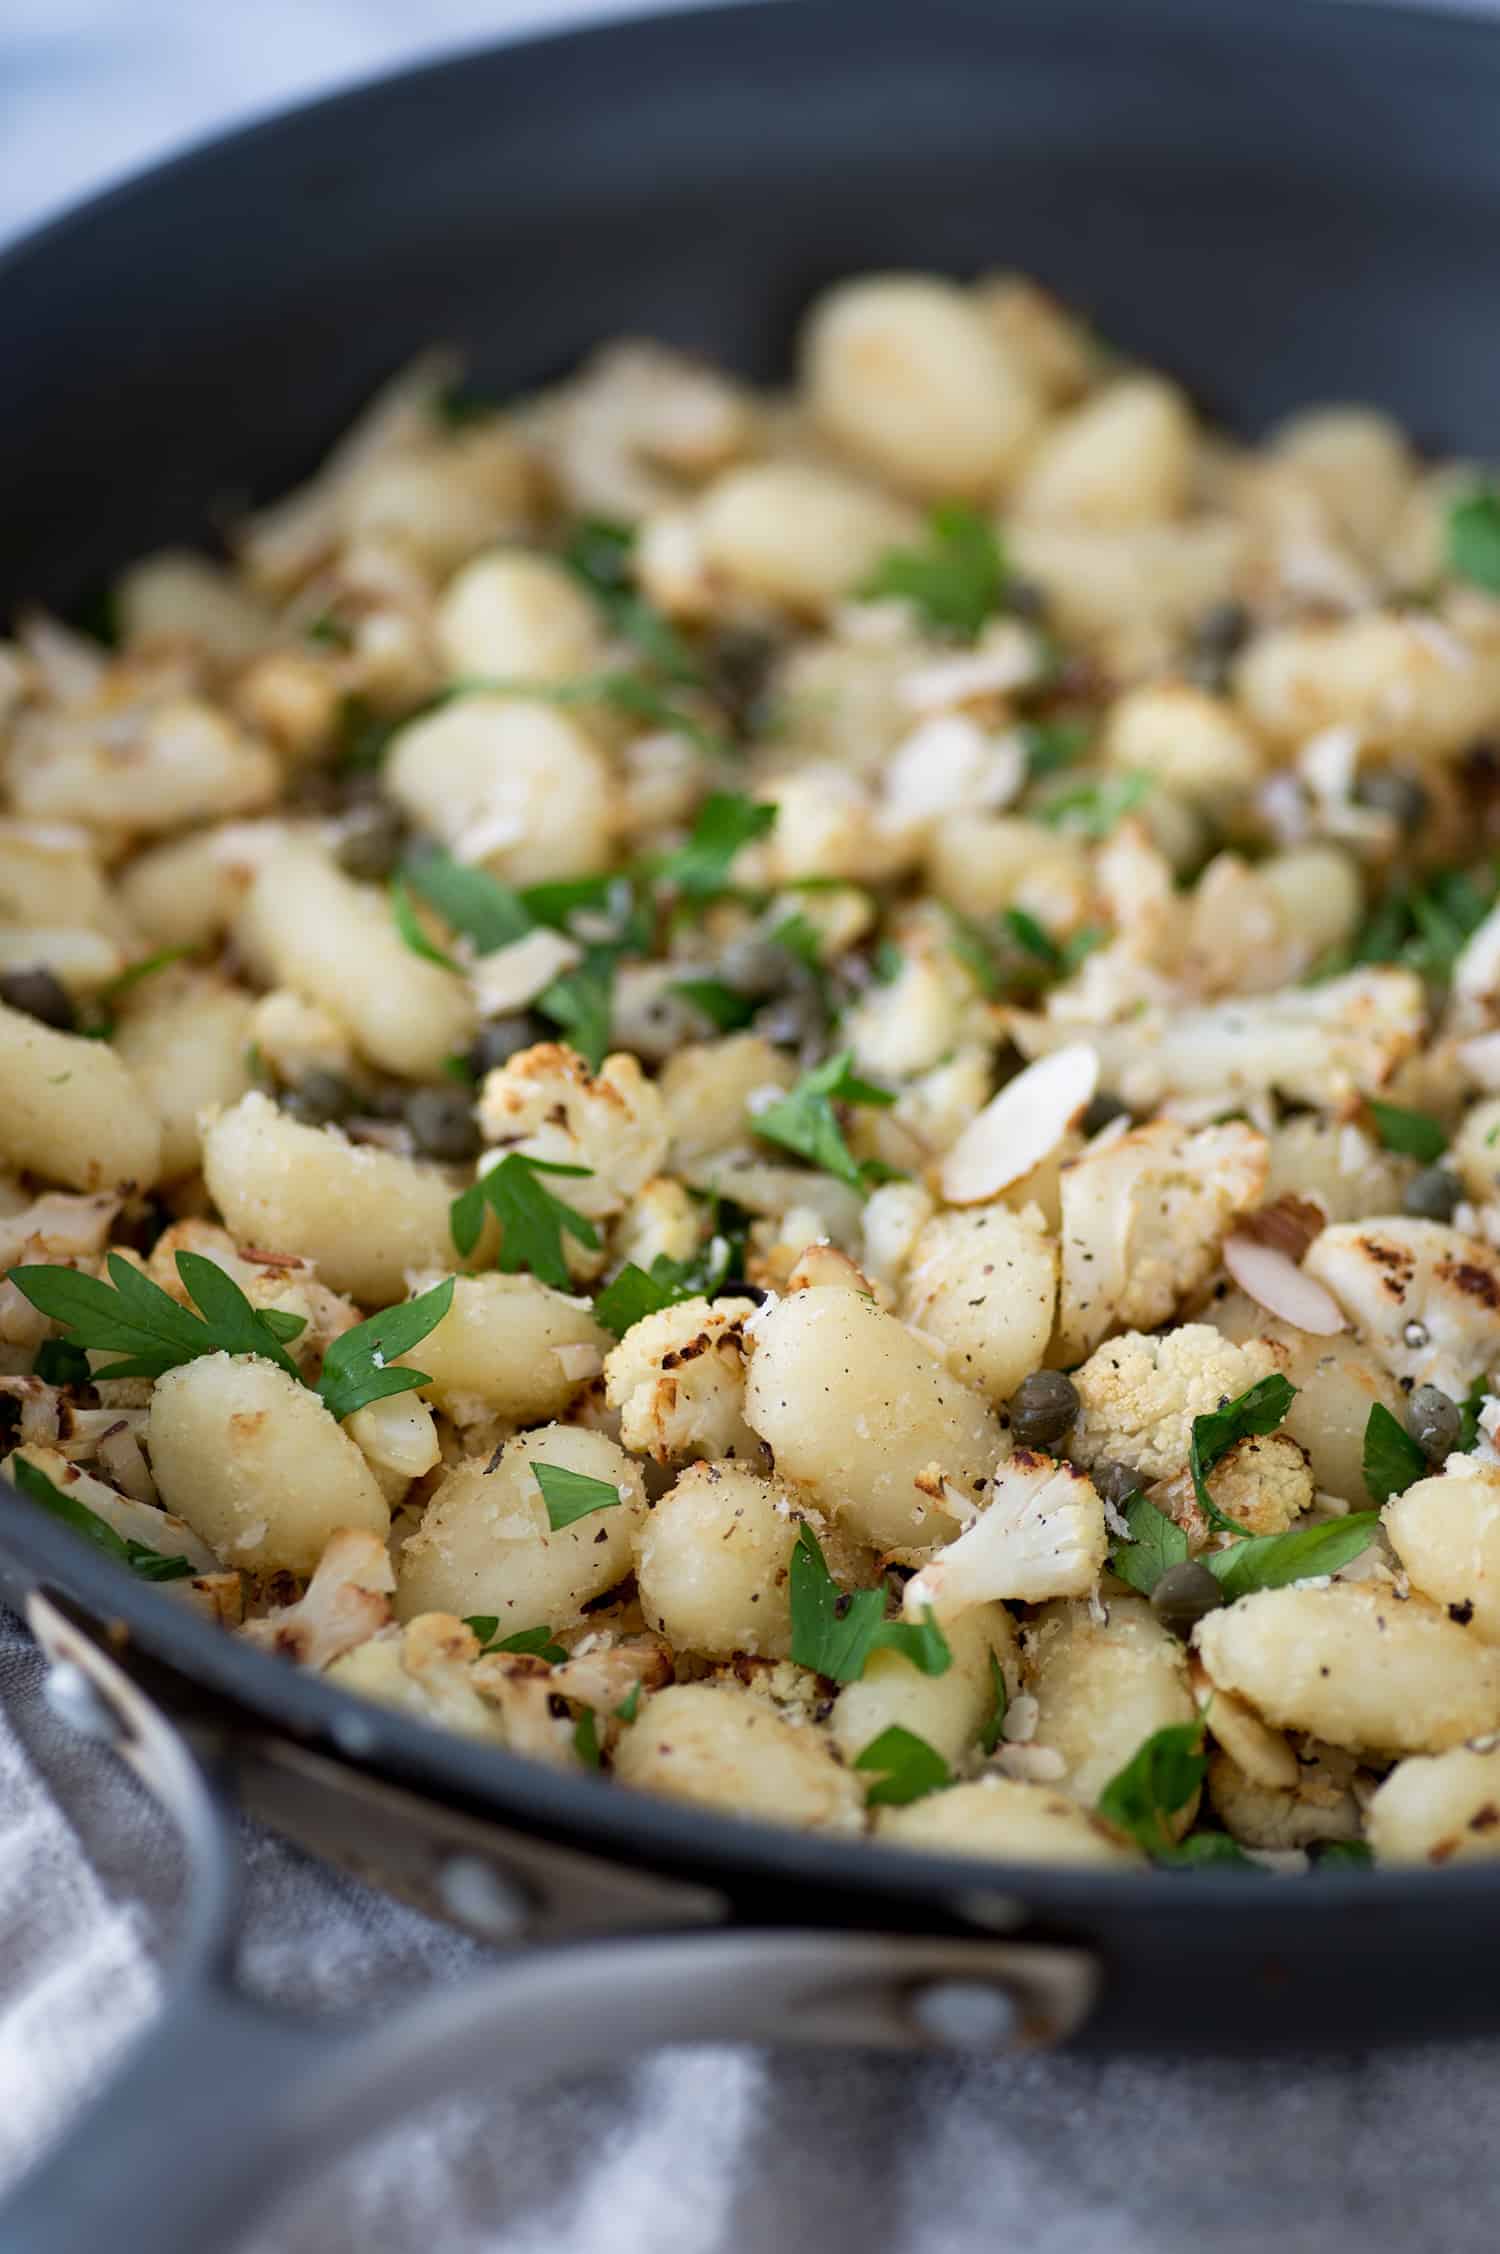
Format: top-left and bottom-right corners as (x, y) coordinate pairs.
(466, 1016), (542, 1077)
(0, 965), (76, 1033)
(1407, 1383), (1462, 1465)
(1007, 1369), (1080, 1449)
(1081, 1091), (1131, 1138)
(1352, 768), (1430, 830)
(1093, 1458), (1142, 1510)
(333, 802), (408, 883)
(404, 1085), (481, 1162)
(1403, 1166), (1463, 1222)
(280, 1070), (355, 1126)
(1150, 1559), (1225, 1639)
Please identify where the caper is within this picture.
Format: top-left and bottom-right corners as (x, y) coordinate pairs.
(707, 624), (779, 737)
(1007, 1368), (1080, 1449)
(1150, 1559), (1225, 1639)
(1186, 600), (1250, 688)
(1403, 1165), (1463, 1222)
(1352, 768), (1430, 831)
(0, 965), (76, 1033)
(466, 1016), (542, 1076)
(1093, 1458), (1142, 1510)
(404, 1085), (481, 1162)
(280, 1070), (355, 1126)
(1408, 1382), (1462, 1464)
(334, 801), (408, 882)
(1005, 577), (1049, 625)
(1081, 1091), (1131, 1138)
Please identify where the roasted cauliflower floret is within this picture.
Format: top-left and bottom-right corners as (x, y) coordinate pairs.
(1056, 1118), (1267, 1360)
(325, 1614), (508, 1743)
(1206, 1747), (1363, 1851)
(1303, 1218), (1500, 1399)
(1069, 1327), (1285, 1486)
(476, 1041), (669, 1219)
(903, 1449), (1107, 1617)
(1020, 967), (1424, 1113)
(240, 1528), (395, 1669)
(1147, 1429), (1314, 1544)
(602, 1294), (767, 1466)
(899, 1201), (1057, 1406)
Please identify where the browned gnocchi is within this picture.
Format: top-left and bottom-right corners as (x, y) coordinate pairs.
(8, 268), (1500, 1873)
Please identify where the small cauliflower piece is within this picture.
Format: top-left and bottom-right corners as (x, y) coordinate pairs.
(1149, 1429), (1312, 1541)
(1197, 1308), (1404, 1505)
(874, 1776), (1144, 1865)
(1234, 612), (1500, 760)
(1019, 969), (1424, 1115)
(1367, 1742), (1500, 1865)
(635, 1461), (801, 1660)
(1206, 1748), (1363, 1851)
(1070, 1327), (1284, 1485)
(395, 1424), (646, 1631)
(1194, 1582), (1500, 1755)
(658, 1034), (796, 1169)
(742, 1284), (1004, 1549)
(6, 1444), (217, 1573)
(603, 1295), (765, 1466)
(903, 1450), (1107, 1618)
(1303, 1218), (1500, 1399)
(899, 1203), (1057, 1407)
(1025, 1595), (1197, 1812)
(612, 1681), (861, 1830)
(476, 1042), (668, 1220)
(1385, 1463), (1500, 1643)
(240, 1527), (396, 1668)
(326, 1616), (507, 1745)
(1056, 1119), (1267, 1361)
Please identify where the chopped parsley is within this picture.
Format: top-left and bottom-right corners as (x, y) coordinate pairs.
(313, 1277), (454, 1422)
(615, 1682), (643, 1723)
(573, 1706), (603, 1768)
(464, 1619), (569, 1663)
(390, 876), (463, 973)
(1189, 1374), (1298, 1537)
(33, 1338), (92, 1390)
(752, 1048), (896, 1194)
(859, 504), (1008, 641)
(649, 794), (776, 899)
(11, 1252), (450, 1423)
(1203, 1512), (1381, 1601)
(401, 851), (532, 954)
(1362, 1401), (1428, 1506)
(978, 1650), (1009, 1756)
(80, 945), (199, 1039)
(672, 977), (758, 1033)
(11, 1250), (306, 1384)
(1448, 486), (1500, 594)
(1460, 1379), (1490, 1454)
(449, 1153), (599, 1289)
(530, 1461), (624, 1532)
(1036, 772), (1152, 839)
(1021, 717), (1092, 777)
(1110, 1492), (1188, 1596)
(12, 1456), (196, 1583)
(1318, 1840), (1374, 1871)
(1332, 864), (1499, 984)
(788, 1522), (951, 1683)
(592, 1237), (737, 1339)
(559, 515), (701, 684)
(1097, 1720), (1207, 1860)
(853, 1725), (951, 1807)
(1366, 1099), (1447, 1164)
(1001, 907), (1106, 980)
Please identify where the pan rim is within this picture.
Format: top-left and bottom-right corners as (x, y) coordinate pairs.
(4, 0), (1500, 1928)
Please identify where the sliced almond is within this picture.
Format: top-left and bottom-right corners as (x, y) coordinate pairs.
(1223, 1230), (1345, 1335)
(470, 926), (582, 1017)
(938, 1043), (1098, 1206)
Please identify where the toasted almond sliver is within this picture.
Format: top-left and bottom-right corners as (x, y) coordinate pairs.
(1223, 1231), (1345, 1336)
(938, 1043), (1098, 1206)
(470, 926), (582, 1017)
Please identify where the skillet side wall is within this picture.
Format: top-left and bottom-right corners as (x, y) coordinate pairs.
(2, 0), (1500, 2049)
(2, 0), (1500, 610)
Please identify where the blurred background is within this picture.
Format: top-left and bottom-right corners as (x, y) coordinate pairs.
(0, 0), (716, 247)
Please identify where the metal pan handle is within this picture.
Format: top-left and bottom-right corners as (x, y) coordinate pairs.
(0, 1619), (1094, 2254)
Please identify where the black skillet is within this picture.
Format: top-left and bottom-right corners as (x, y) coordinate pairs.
(2, 1), (1500, 2244)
